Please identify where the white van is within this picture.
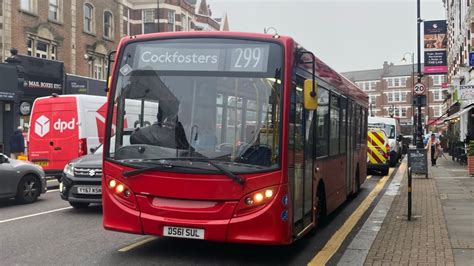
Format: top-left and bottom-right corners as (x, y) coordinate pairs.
(368, 116), (402, 167)
(28, 94), (157, 178)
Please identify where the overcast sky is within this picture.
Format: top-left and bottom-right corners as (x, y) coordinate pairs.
(210, 0), (445, 73)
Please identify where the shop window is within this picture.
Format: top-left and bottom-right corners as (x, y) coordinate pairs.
(84, 3), (94, 33)
(104, 11), (113, 39)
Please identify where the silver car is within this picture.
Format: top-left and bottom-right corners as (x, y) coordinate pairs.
(0, 153), (47, 203)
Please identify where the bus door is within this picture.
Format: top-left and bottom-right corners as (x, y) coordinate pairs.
(289, 82), (315, 236)
(346, 101), (354, 194)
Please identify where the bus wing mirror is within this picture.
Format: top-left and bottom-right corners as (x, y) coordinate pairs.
(303, 79), (318, 110)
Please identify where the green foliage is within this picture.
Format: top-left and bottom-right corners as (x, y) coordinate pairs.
(468, 141), (474, 156)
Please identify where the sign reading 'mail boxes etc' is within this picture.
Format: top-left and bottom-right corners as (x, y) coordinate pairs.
(424, 20), (448, 74)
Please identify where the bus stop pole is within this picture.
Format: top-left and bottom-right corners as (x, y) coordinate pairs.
(408, 167), (412, 221)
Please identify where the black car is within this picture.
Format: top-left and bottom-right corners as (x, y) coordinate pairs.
(60, 151), (102, 209)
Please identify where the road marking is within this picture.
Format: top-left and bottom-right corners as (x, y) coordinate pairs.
(47, 189), (60, 193)
(308, 167), (394, 266)
(0, 206), (72, 224)
(118, 236), (158, 252)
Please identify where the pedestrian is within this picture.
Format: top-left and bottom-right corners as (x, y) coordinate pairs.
(9, 126), (25, 159)
(425, 133), (440, 166)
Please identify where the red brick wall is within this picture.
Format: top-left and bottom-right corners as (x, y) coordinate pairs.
(10, 0), (120, 77)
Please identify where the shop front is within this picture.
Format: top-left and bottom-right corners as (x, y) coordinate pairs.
(0, 63), (19, 154)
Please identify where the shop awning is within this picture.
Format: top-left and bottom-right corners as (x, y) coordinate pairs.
(444, 104), (474, 122)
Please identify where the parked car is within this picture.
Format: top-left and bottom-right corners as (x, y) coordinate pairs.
(0, 153), (47, 203)
(60, 134), (130, 209)
(368, 116), (402, 166)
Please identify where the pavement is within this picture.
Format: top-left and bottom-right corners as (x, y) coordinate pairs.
(339, 155), (474, 265)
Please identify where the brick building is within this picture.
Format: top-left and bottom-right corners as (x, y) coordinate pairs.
(342, 62), (447, 135)
(0, 0), (229, 78)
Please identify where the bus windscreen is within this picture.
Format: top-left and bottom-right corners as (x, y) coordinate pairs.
(107, 38), (283, 173)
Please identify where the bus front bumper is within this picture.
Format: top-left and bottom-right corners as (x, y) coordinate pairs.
(103, 185), (292, 245)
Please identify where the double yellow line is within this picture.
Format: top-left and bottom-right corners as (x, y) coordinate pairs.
(308, 168), (394, 265)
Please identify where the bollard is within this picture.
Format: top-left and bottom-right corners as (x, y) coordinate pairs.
(408, 167), (412, 221)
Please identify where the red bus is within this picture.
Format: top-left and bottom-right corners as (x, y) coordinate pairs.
(102, 31), (368, 245)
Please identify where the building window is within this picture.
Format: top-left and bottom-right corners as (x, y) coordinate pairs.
(433, 105), (443, 117)
(400, 77), (406, 86)
(387, 78), (393, 87)
(36, 41), (49, 59)
(369, 95), (376, 104)
(433, 90), (443, 101)
(28, 38), (57, 60)
(84, 3), (94, 33)
(104, 11), (113, 39)
(92, 56), (106, 80)
(27, 39), (33, 56)
(394, 78), (400, 87)
(401, 107), (407, 117)
(401, 92), (407, 101)
(49, 0), (59, 21)
(21, 0), (36, 13)
(143, 10), (155, 34)
(432, 75), (445, 86)
(388, 92), (393, 102)
(168, 10), (175, 31)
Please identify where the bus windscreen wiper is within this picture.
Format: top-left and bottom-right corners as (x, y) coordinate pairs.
(122, 161), (175, 177)
(156, 157), (245, 186)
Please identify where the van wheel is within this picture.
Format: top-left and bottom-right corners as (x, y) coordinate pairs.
(70, 202), (90, 209)
(382, 167), (390, 176)
(16, 175), (41, 204)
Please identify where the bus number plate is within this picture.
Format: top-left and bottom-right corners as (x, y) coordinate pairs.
(163, 226), (204, 240)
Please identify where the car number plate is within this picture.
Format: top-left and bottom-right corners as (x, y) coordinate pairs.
(163, 226), (204, 239)
(34, 161), (48, 167)
(77, 186), (102, 195)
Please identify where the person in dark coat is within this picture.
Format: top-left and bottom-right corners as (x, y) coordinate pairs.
(9, 126), (25, 159)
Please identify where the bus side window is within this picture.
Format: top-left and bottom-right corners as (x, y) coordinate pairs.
(329, 93), (340, 156)
(315, 88), (329, 157)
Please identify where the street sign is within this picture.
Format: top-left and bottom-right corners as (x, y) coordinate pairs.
(413, 82), (426, 95)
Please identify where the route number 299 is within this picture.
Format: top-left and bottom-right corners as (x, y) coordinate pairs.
(233, 48), (262, 69)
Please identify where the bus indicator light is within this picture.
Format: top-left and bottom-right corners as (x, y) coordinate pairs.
(116, 184), (124, 194)
(254, 193), (264, 203)
(265, 189), (273, 198)
(109, 179), (116, 189)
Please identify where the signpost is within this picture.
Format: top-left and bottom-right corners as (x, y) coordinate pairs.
(413, 82), (426, 95)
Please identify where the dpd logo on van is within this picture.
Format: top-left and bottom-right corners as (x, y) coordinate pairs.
(53, 118), (76, 133)
(35, 115), (50, 137)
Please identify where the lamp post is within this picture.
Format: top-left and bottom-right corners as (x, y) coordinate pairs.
(416, 0), (424, 149)
(402, 52), (416, 145)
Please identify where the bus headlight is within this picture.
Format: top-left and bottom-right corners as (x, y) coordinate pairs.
(235, 186), (278, 217)
(106, 177), (137, 210)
